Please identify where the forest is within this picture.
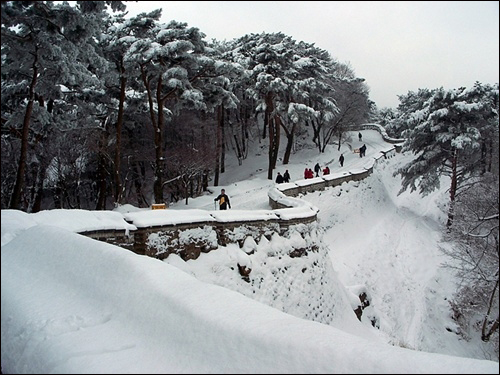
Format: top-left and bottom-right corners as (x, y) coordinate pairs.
(1, 1), (498, 351)
(1, 1), (496, 212)
(1, 1), (373, 211)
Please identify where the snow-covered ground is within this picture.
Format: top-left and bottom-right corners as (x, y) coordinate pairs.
(167, 130), (492, 359)
(2, 130), (498, 373)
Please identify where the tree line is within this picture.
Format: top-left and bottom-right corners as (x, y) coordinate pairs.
(1, 1), (372, 211)
(377, 84), (499, 356)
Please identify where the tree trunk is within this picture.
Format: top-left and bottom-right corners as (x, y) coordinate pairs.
(96, 120), (110, 210)
(446, 149), (458, 228)
(184, 179), (190, 205)
(310, 119), (322, 153)
(487, 138), (493, 173)
(114, 63), (126, 205)
(233, 134), (243, 165)
(240, 104), (248, 156)
(262, 110), (267, 139)
(267, 116), (280, 180)
(214, 105), (222, 186)
(264, 92), (279, 180)
(221, 105), (226, 174)
(132, 161), (148, 207)
(30, 164), (45, 213)
(481, 278), (499, 342)
(54, 173), (63, 209)
(10, 50), (39, 210)
(202, 169), (208, 191)
(282, 122), (295, 165)
(272, 116), (281, 167)
(95, 150), (108, 210)
(153, 77), (165, 204)
(267, 116), (275, 180)
(140, 64), (163, 205)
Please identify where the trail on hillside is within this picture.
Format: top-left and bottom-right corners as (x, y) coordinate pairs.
(170, 130), (392, 211)
(167, 130), (490, 360)
(305, 155), (479, 357)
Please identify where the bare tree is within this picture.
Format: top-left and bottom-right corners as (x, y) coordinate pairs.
(442, 173), (499, 358)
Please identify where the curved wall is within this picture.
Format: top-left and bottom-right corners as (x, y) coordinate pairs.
(84, 126), (403, 259)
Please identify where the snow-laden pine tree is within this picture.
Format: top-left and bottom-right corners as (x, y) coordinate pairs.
(100, 9), (162, 206)
(385, 88), (436, 139)
(123, 18), (211, 204)
(225, 32), (340, 179)
(395, 83), (498, 227)
(192, 40), (242, 187)
(1, 1), (124, 211)
(282, 40), (337, 159)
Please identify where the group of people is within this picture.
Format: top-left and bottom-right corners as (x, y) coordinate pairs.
(304, 163), (330, 179)
(275, 169), (291, 184)
(303, 168), (315, 179)
(217, 133), (366, 208)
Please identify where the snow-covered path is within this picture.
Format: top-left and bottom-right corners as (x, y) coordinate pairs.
(170, 129), (390, 212)
(170, 130), (483, 358)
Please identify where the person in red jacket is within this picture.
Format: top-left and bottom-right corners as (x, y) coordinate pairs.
(323, 166), (330, 175)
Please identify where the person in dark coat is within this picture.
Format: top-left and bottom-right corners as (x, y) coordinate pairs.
(314, 163), (321, 177)
(214, 189), (231, 210)
(358, 132), (362, 141)
(359, 144), (366, 158)
(275, 172), (284, 184)
(283, 170), (290, 183)
(339, 154), (344, 167)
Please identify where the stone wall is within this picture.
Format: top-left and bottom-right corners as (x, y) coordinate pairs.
(80, 229), (135, 251)
(81, 126), (402, 260)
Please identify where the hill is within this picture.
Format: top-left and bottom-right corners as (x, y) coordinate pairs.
(1, 130), (498, 373)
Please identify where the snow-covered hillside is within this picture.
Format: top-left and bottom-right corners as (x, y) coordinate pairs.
(2, 130), (498, 373)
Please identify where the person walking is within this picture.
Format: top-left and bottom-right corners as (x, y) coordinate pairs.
(283, 170), (290, 183)
(359, 144), (366, 158)
(314, 163), (321, 177)
(339, 154), (344, 167)
(214, 188), (231, 210)
(275, 172), (284, 184)
(358, 132), (362, 141)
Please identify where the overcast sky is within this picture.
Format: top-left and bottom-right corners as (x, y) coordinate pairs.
(123, 1), (499, 109)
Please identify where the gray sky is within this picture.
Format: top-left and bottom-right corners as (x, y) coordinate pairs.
(124, 1), (499, 109)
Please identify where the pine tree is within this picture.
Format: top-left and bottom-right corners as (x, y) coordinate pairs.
(395, 84), (498, 227)
(227, 32), (339, 178)
(101, 9), (162, 206)
(123, 19), (209, 204)
(1, 1), (121, 210)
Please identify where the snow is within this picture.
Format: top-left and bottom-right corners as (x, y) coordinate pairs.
(1, 130), (498, 373)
